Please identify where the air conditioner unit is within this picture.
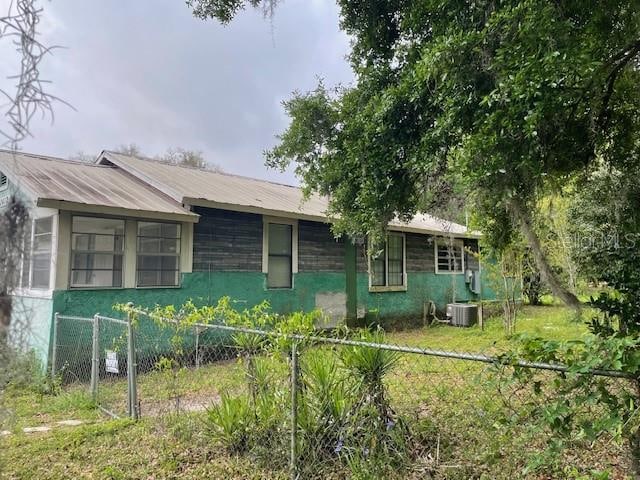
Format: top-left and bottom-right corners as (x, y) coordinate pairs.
(446, 303), (478, 327)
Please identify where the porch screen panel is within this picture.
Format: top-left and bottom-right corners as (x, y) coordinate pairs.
(387, 234), (404, 286)
(267, 223), (292, 288)
(137, 222), (181, 287)
(31, 217), (52, 289)
(20, 222), (32, 288)
(71, 217), (124, 287)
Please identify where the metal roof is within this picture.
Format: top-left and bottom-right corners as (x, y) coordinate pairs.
(101, 151), (472, 237)
(0, 150), (198, 222)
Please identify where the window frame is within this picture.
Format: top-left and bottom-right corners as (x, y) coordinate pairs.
(368, 232), (407, 292)
(262, 217), (298, 290)
(17, 216), (54, 291)
(434, 237), (465, 275)
(135, 220), (182, 288)
(69, 215), (125, 289)
(30, 217), (53, 290)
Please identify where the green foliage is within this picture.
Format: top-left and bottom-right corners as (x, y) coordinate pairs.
(1, 349), (60, 396)
(186, 0), (274, 24)
(521, 247), (546, 306)
(261, 1), (640, 252)
(206, 393), (253, 453)
(477, 244), (522, 335)
(496, 332), (640, 473)
(568, 164), (640, 334)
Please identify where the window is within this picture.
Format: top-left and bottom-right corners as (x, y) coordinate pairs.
(137, 221), (181, 287)
(71, 216), (124, 288)
(435, 238), (465, 274)
(20, 224), (31, 288)
(0, 171), (7, 190)
(267, 223), (293, 288)
(19, 217), (53, 289)
(369, 233), (405, 289)
(31, 217), (53, 288)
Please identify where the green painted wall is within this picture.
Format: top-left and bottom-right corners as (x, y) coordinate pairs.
(51, 270), (480, 335)
(51, 271), (479, 322)
(47, 270), (484, 369)
(51, 271), (347, 319)
(356, 272), (478, 329)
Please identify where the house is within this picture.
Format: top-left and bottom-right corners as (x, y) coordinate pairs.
(0, 149), (486, 367)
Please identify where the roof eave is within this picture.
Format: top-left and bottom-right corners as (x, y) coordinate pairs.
(185, 197), (479, 238)
(37, 199), (200, 223)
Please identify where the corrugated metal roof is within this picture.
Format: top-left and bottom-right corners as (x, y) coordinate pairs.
(101, 151), (472, 237)
(0, 150), (197, 222)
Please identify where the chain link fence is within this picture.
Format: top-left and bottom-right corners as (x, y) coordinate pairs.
(52, 313), (133, 418)
(51, 309), (636, 478)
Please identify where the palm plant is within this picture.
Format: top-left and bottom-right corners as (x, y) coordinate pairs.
(338, 328), (413, 471)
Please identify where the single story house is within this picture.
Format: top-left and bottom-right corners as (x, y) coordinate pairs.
(0, 149), (488, 366)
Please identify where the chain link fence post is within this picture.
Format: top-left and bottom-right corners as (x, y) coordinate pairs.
(51, 312), (59, 379)
(126, 304), (139, 420)
(195, 325), (200, 370)
(290, 340), (299, 480)
(90, 313), (100, 400)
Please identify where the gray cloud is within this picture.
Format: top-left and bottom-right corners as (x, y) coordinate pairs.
(4, 0), (352, 184)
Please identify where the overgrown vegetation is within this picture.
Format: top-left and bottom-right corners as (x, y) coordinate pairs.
(4, 305), (634, 479)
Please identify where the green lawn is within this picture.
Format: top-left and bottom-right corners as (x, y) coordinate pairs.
(1, 305), (632, 480)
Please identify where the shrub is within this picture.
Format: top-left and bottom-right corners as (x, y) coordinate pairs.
(206, 393), (252, 453)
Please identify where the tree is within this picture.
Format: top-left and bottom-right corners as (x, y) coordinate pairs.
(255, 1), (640, 312)
(187, 0), (279, 23)
(73, 144), (223, 171)
(68, 151), (95, 164)
(568, 163), (640, 334)
(160, 147), (221, 171)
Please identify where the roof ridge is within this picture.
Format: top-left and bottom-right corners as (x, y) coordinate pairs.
(0, 149), (115, 168)
(104, 150), (303, 190)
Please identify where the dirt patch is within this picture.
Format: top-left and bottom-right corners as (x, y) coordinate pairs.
(140, 391), (221, 417)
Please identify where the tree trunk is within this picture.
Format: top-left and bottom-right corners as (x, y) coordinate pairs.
(0, 292), (11, 347)
(507, 197), (582, 311)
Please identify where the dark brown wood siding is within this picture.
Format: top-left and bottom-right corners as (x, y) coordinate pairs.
(192, 207), (263, 272)
(406, 233), (435, 272)
(298, 220), (345, 272)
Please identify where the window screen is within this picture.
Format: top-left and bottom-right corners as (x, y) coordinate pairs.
(436, 240), (464, 273)
(20, 223), (31, 288)
(267, 223), (292, 288)
(71, 216), (124, 288)
(369, 234), (404, 288)
(30, 217), (52, 288)
(387, 234), (404, 286)
(137, 222), (181, 287)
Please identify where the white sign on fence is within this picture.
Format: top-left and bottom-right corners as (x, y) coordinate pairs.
(105, 350), (119, 374)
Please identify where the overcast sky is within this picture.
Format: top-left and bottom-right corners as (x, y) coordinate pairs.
(0, 0), (353, 184)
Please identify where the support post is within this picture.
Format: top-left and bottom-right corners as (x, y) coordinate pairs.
(195, 326), (200, 370)
(345, 237), (358, 327)
(290, 341), (299, 480)
(90, 314), (100, 400)
(126, 304), (139, 420)
(51, 312), (59, 379)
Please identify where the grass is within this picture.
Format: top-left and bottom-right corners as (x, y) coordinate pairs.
(1, 305), (632, 480)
